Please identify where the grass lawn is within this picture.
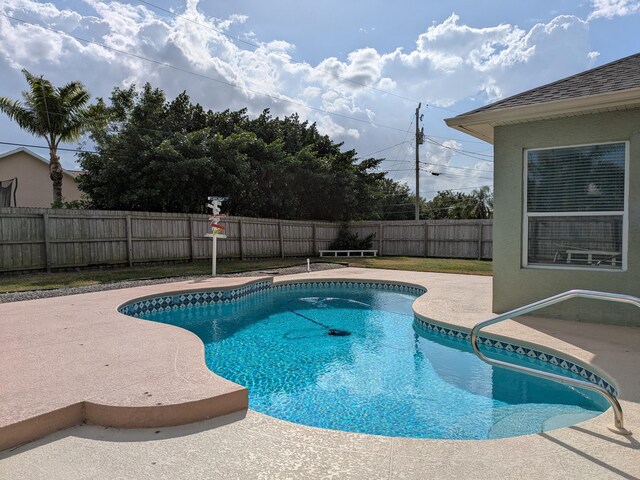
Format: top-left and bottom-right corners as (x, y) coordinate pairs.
(0, 258), (318, 293)
(0, 256), (491, 293)
(346, 256), (492, 276)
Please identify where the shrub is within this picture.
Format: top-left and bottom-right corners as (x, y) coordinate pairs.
(328, 223), (375, 250)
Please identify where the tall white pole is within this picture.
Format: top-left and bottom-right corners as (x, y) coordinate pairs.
(207, 195), (228, 277)
(212, 235), (217, 276)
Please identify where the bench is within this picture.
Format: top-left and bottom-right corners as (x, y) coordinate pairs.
(566, 249), (621, 266)
(319, 250), (378, 257)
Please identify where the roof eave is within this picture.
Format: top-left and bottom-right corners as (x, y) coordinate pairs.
(445, 124), (494, 144)
(445, 86), (640, 144)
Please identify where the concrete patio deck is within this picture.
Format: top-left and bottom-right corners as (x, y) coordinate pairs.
(1, 268), (639, 479)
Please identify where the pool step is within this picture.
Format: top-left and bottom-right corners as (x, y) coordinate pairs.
(487, 404), (598, 439)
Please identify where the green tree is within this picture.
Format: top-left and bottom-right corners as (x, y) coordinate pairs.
(78, 85), (218, 212)
(465, 186), (493, 219)
(369, 178), (418, 220)
(423, 190), (463, 219)
(422, 186), (493, 219)
(78, 85), (403, 220)
(0, 69), (92, 206)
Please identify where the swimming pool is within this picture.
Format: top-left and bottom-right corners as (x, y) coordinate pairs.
(123, 281), (610, 440)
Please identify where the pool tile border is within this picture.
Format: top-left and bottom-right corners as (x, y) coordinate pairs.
(414, 317), (617, 396)
(119, 280), (426, 317)
(118, 279), (616, 397)
(118, 280), (272, 317)
(270, 280), (426, 297)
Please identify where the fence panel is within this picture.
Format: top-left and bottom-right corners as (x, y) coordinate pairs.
(283, 223), (314, 257)
(48, 215), (128, 267)
(132, 216), (191, 262)
(239, 219), (279, 258)
(0, 213), (45, 271)
(315, 224), (340, 251)
(427, 220), (492, 259)
(0, 207), (493, 273)
(380, 223), (424, 257)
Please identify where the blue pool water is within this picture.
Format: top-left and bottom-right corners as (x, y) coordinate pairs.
(140, 285), (607, 439)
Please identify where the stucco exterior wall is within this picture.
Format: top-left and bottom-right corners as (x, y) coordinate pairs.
(0, 150), (82, 207)
(493, 108), (640, 325)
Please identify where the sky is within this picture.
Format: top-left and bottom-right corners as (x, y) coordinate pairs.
(0, 0), (639, 201)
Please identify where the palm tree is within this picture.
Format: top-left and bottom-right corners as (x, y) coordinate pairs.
(467, 185), (493, 219)
(0, 70), (91, 206)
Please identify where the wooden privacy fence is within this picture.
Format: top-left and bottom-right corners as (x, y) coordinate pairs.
(0, 207), (492, 273)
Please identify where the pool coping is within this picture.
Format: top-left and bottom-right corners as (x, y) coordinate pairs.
(1, 268), (639, 455)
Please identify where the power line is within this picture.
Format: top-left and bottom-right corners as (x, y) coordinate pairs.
(427, 133), (493, 146)
(1, 13), (410, 134)
(425, 137), (493, 162)
(0, 139), (402, 167)
(373, 203), (493, 215)
(135, 0), (421, 104)
(2, 136), (491, 206)
(369, 160), (495, 182)
(422, 185), (492, 193)
(0, 104), (184, 139)
(423, 104), (463, 114)
(420, 160), (493, 175)
(1, 140), (494, 190)
(359, 141), (411, 158)
(0, 140), (459, 180)
(377, 167), (416, 172)
(8, 107), (418, 166)
(0, 140), (96, 154)
(420, 167), (492, 181)
(379, 114), (415, 172)
(0, 138), (422, 167)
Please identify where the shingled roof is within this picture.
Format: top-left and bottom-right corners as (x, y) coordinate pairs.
(445, 52), (640, 143)
(465, 52), (640, 115)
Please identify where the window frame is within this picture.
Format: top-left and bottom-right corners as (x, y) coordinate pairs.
(522, 141), (629, 272)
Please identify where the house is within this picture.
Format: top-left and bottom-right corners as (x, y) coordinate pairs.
(0, 148), (83, 208)
(446, 53), (640, 325)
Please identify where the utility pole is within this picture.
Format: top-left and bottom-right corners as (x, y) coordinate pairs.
(415, 103), (423, 221)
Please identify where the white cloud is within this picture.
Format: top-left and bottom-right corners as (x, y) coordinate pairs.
(302, 86), (322, 98)
(416, 13), (527, 72)
(0, 2), (595, 114)
(0, 16), (65, 67)
(377, 77), (396, 90)
(0, 0), (607, 194)
(426, 140), (460, 171)
(216, 13), (248, 31)
(315, 115), (360, 139)
(388, 13), (591, 106)
(303, 12), (591, 112)
(589, 0), (640, 19)
(346, 128), (360, 139)
(311, 47), (384, 93)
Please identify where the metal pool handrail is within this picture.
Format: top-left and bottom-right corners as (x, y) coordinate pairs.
(470, 289), (638, 435)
